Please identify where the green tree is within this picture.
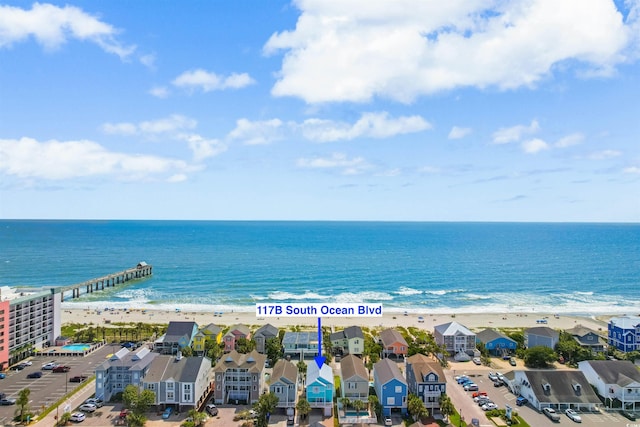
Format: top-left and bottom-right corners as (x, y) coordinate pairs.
(265, 337), (283, 365)
(236, 337), (256, 354)
(439, 394), (455, 422)
(368, 395), (382, 419)
(180, 346), (194, 357)
(297, 360), (307, 379)
(253, 392), (279, 427)
(524, 345), (557, 368)
(340, 397), (351, 410)
(123, 385), (156, 415)
(15, 388), (30, 423)
(206, 340), (223, 362)
(352, 399), (366, 419)
(296, 397), (311, 423)
(407, 394), (429, 422)
(127, 411), (146, 427)
(56, 411), (71, 426)
(185, 408), (206, 426)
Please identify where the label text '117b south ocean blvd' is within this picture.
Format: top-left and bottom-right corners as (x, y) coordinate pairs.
(255, 303), (383, 317)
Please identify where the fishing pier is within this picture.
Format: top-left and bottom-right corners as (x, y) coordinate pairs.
(57, 262), (153, 301)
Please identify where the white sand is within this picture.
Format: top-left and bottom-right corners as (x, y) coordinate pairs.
(64, 307), (609, 333)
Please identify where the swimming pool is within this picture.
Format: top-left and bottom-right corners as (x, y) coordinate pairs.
(61, 343), (90, 352)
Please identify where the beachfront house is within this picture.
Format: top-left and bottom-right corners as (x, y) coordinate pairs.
(579, 360), (640, 411)
(156, 321), (199, 355)
(95, 346), (159, 401)
(223, 324), (251, 353)
(565, 325), (606, 353)
(525, 326), (559, 350)
(213, 350), (266, 405)
(339, 354), (369, 402)
(283, 331), (319, 359)
(608, 316), (640, 352)
(254, 323), (279, 354)
(330, 326), (364, 356)
(508, 370), (601, 412)
(306, 362), (335, 416)
(405, 353), (446, 412)
(269, 359), (299, 409)
(379, 328), (408, 359)
(192, 323), (222, 356)
(433, 321), (476, 358)
(373, 358), (407, 416)
(142, 353), (212, 412)
(476, 328), (518, 357)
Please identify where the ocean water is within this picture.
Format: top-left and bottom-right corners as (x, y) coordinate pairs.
(0, 220), (638, 316)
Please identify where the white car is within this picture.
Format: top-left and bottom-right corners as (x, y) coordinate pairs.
(79, 403), (97, 412)
(384, 416), (393, 426)
(42, 362), (57, 370)
(565, 408), (582, 423)
(69, 412), (86, 422)
(482, 402), (498, 411)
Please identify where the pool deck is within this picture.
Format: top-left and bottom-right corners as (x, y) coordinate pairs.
(36, 341), (106, 357)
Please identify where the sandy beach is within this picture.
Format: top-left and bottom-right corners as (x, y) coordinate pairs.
(63, 307), (610, 334)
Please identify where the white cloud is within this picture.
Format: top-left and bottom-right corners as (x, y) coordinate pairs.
(0, 3), (135, 58)
(492, 120), (540, 144)
(448, 126), (472, 140)
(177, 133), (226, 162)
(299, 112), (431, 142)
(522, 138), (549, 154)
(264, 0), (635, 103)
(227, 119), (284, 145)
(0, 137), (191, 181)
(139, 53), (156, 69)
(589, 149), (622, 159)
(623, 166), (640, 174)
(149, 86), (170, 99)
(555, 133), (584, 147)
(101, 115), (225, 161)
(296, 152), (371, 175)
(172, 69), (255, 92)
(418, 166), (441, 174)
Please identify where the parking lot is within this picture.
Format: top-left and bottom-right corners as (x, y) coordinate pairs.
(445, 367), (633, 427)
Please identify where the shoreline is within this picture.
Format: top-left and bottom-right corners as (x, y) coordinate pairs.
(63, 307), (611, 333)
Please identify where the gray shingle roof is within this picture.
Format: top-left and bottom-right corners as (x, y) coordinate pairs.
(374, 358), (406, 385)
(255, 323), (279, 338)
(213, 350), (265, 373)
(476, 328), (517, 344)
(340, 354), (368, 381)
(330, 325), (364, 341)
(582, 360), (640, 386)
(271, 359), (298, 385)
(406, 353), (445, 382)
(379, 329), (408, 347)
(164, 321), (197, 342)
(522, 370), (600, 405)
(525, 326), (559, 338)
(144, 355), (210, 383)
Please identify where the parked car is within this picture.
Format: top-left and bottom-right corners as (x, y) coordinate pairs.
(472, 357), (482, 365)
(464, 383), (479, 391)
(542, 407), (561, 422)
(69, 375), (88, 382)
(85, 398), (104, 407)
(27, 371), (42, 379)
(509, 357), (517, 366)
(384, 416), (392, 426)
(471, 419), (480, 427)
(620, 410), (637, 421)
(493, 380), (504, 387)
(69, 412), (86, 422)
(53, 365), (71, 373)
(516, 396), (528, 406)
(79, 403), (97, 413)
(487, 372), (499, 381)
(482, 402), (498, 411)
(476, 398), (492, 407)
(0, 397), (16, 405)
(205, 403), (218, 416)
(0, 373), (5, 379)
(472, 391), (487, 398)
(11, 363), (27, 371)
(456, 375), (470, 384)
(565, 408), (582, 423)
(42, 362), (58, 370)
(162, 407), (173, 419)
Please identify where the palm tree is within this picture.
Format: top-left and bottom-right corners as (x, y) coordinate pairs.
(368, 395), (382, 419)
(15, 388), (30, 423)
(296, 397), (311, 425)
(57, 411), (71, 426)
(352, 399), (365, 419)
(187, 408), (207, 426)
(340, 397), (351, 411)
(439, 394), (455, 422)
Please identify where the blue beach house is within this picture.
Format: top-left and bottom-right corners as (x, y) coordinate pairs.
(608, 316), (640, 352)
(306, 362), (334, 416)
(373, 358), (407, 416)
(476, 328), (517, 356)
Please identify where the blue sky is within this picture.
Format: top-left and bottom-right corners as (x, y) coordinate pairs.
(0, 0), (639, 221)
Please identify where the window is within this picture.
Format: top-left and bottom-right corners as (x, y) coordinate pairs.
(184, 394), (191, 401)
(253, 385), (257, 391)
(167, 382), (174, 390)
(386, 397), (395, 405)
(395, 386), (402, 393)
(313, 387), (320, 393)
(167, 392), (174, 400)
(184, 384), (191, 390)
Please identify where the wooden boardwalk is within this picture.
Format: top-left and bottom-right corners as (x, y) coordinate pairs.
(57, 262), (153, 301)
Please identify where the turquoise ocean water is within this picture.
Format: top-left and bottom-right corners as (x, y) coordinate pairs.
(0, 220), (638, 315)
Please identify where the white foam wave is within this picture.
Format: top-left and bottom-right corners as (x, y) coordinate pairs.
(334, 291), (394, 302)
(424, 288), (466, 296)
(395, 286), (423, 296)
(267, 291), (331, 300)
